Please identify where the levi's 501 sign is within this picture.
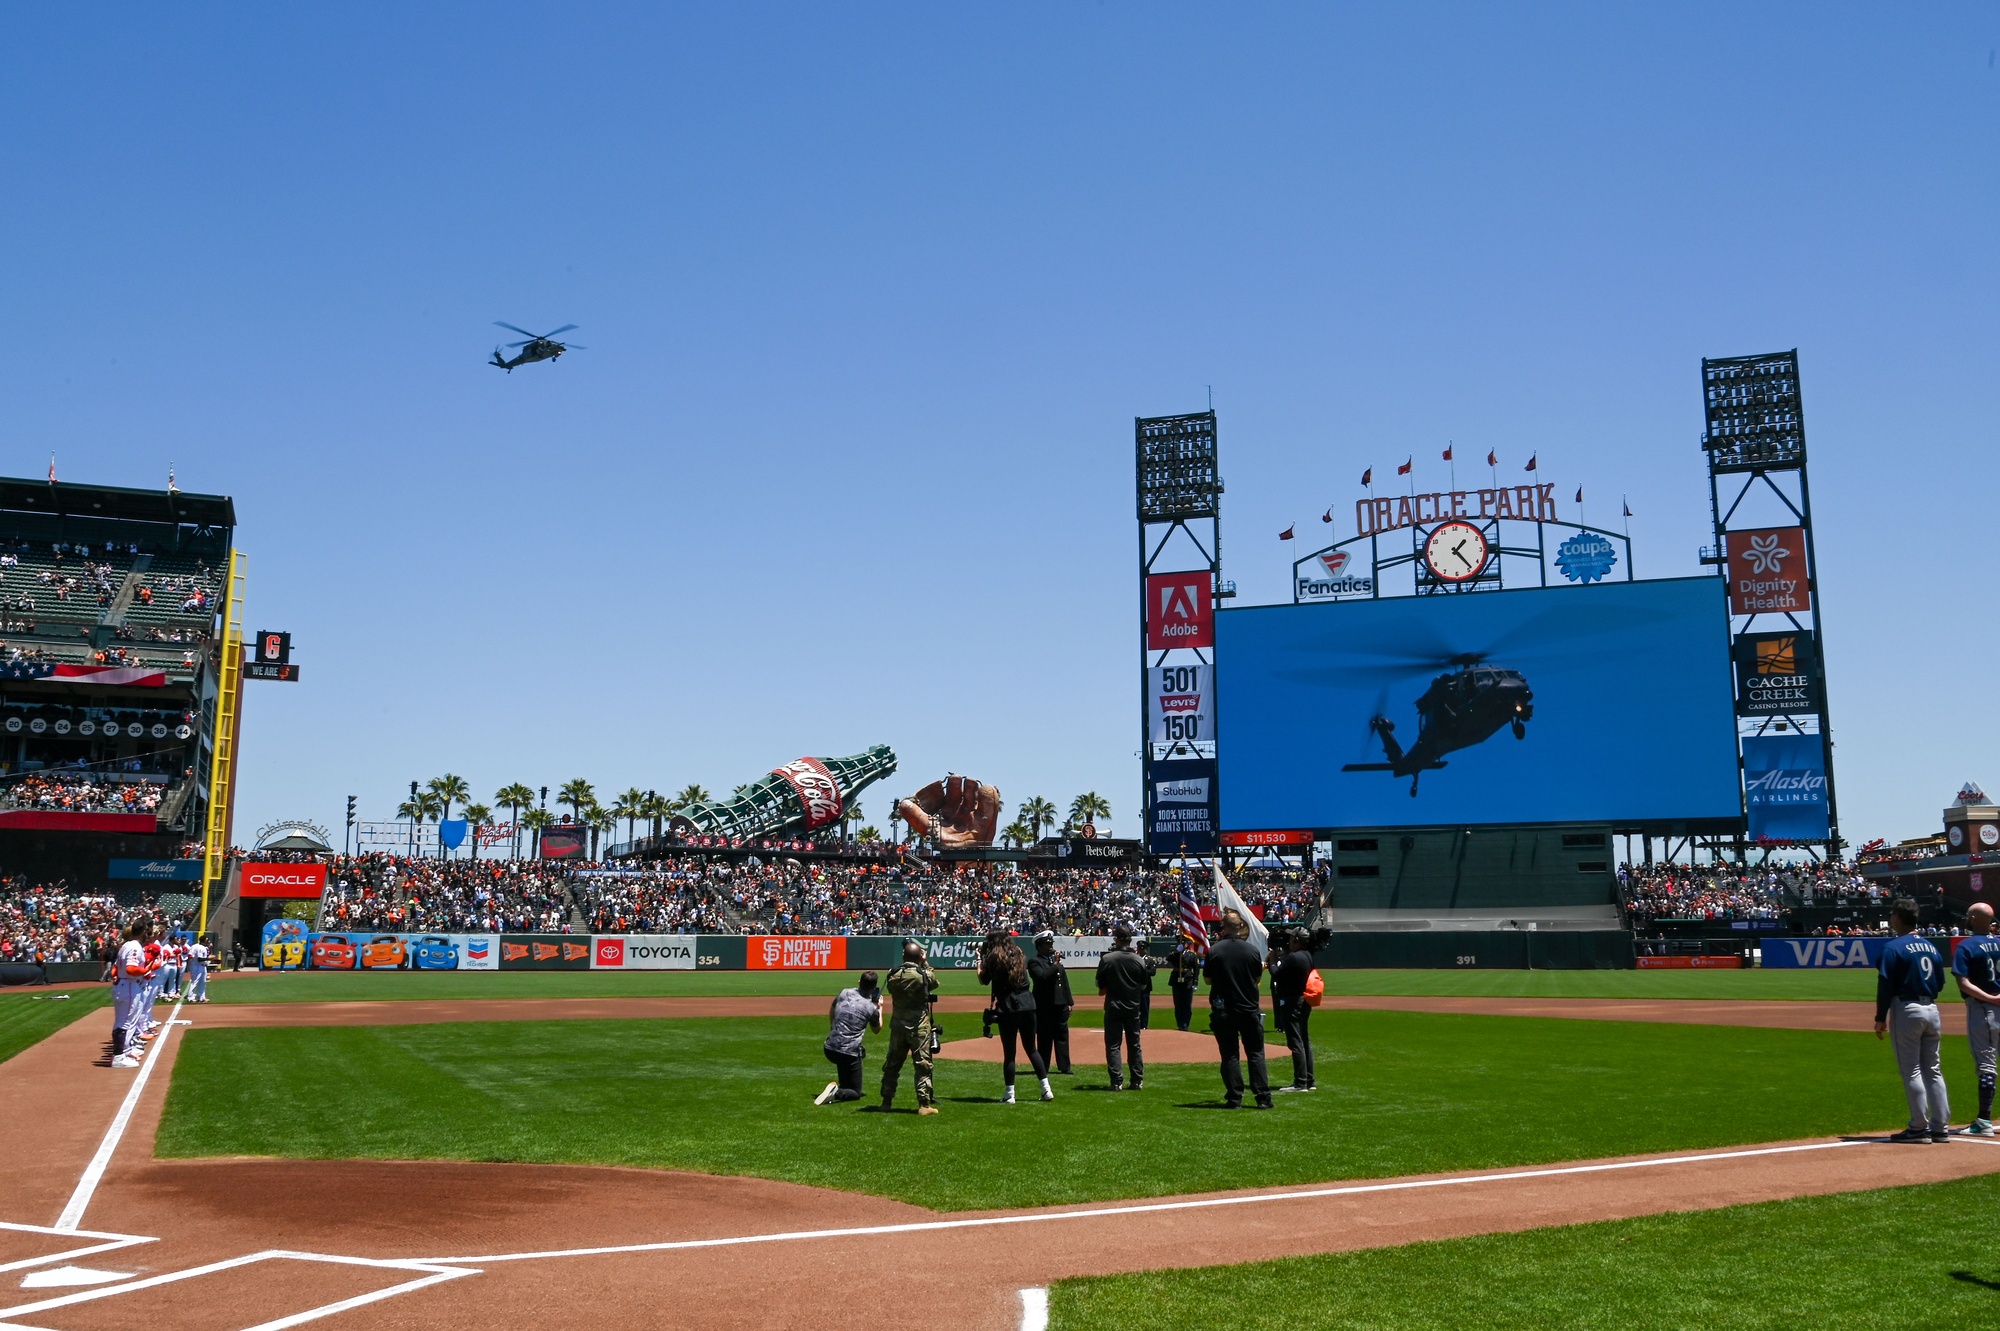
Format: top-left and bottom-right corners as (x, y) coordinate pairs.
(1145, 573), (1212, 650)
(1149, 664), (1211, 745)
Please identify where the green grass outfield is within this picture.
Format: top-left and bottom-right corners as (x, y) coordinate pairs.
(158, 1010), (1958, 1211)
(0, 987), (108, 1065)
(197, 966), (1877, 1005)
(1050, 1172), (2000, 1330)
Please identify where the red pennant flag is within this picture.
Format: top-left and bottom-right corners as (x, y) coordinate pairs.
(1574, 486), (1583, 503)
(1278, 525), (1295, 541)
(1360, 467), (1372, 486)
(1524, 454), (1538, 472)
(1441, 445), (1453, 462)
(1321, 508), (1333, 523)
(1396, 457), (1412, 476)
(1486, 450), (1498, 467)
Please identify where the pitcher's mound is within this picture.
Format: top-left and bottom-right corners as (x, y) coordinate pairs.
(937, 1028), (1293, 1065)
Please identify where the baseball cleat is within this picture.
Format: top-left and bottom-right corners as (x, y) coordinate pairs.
(1887, 1127), (1933, 1143)
(917, 1105), (939, 1116)
(813, 1082), (839, 1106)
(111, 1056), (140, 1069)
(1965, 1119), (1996, 1136)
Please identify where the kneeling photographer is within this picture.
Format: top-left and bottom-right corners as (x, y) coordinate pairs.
(817, 970), (881, 1105)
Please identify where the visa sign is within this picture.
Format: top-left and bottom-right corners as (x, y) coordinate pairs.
(1759, 936), (1887, 969)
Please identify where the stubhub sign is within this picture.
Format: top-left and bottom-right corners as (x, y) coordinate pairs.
(1759, 937), (1887, 969)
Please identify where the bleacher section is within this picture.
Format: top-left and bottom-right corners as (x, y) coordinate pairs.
(0, 538), (219, 673)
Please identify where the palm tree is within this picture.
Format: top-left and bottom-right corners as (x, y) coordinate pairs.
(1069, 791), (1111, 833)
(426, 774), (470, 858)
(1019, 796), (1058, 843)
(612, 788), (647, 843)
(494, 783), (536, 859)
(558, 779), (596, 826)
(642, 790), (672, 838)
(586, 802), (616, 860)
(1000, 818), (1034, 849)
(397, 790), (441, 856)
(674, 783), (711, 808)
(856, 826), (881, 845)
(838, 799), (864, 842)
(461, 802), (492, 860)
(521, 807), (554, 858)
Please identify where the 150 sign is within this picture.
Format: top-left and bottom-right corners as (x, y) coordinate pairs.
(1149, 664), (1212, 746)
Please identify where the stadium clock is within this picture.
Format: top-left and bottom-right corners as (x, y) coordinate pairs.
(1423, 521), (1490, 583)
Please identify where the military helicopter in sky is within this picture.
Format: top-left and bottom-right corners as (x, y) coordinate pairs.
(489, 323), (583, 372)
(1342, 653), (1534, 796)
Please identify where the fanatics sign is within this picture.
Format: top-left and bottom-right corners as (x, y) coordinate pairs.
(1145, 573), (1213, 651)
(1724, 526), (1810, 616)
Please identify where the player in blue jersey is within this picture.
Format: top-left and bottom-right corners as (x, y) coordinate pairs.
(1875, 899), (1951, 1143)
(1952, 901), (2000, 1135)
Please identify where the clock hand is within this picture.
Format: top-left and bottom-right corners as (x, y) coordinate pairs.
(1452, 539), (1469, 567)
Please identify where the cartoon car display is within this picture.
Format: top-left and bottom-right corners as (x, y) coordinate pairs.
(411, 936), (458, 970)
(310, 934), (357, 970)
(359, 935), (407, 969)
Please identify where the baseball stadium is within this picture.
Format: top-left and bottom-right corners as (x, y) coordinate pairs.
(4, 11), (1996, 1331)
(4, 350), (2000, 1331)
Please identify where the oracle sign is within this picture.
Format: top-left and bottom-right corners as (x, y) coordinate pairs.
(239, 862), (328, 899)
(1145, 572), (1213, 650)
(771, 757), (843, 830)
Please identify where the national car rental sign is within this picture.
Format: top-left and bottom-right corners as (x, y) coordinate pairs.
(1145, 572), (1213, 651)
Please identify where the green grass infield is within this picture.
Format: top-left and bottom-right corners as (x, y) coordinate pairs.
(0, 987), (109, 1065)
(1049, 1172), (2000, 1330)
(158, 1009), (1960, 1211)
(195, 965), (1875, 1005)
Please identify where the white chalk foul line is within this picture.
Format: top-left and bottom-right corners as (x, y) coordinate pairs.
(418, 1138), (1868, 1265)
(0, 1220), (155, 1275)
(0, 1250), (477, 1322)
(54, 998), (187, 1232)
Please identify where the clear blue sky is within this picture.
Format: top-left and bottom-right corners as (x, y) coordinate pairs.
(1, 6), (1992, 849)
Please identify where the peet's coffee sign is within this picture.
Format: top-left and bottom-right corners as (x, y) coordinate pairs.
(1734, 631), (1819, 717)
(1355, 485), (1558, 537)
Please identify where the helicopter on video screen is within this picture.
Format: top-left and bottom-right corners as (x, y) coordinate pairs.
(489, 322), (583, 372)
(1342, 652), (1534, 796)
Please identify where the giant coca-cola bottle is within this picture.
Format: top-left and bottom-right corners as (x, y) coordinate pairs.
(669, 744), (898, 841)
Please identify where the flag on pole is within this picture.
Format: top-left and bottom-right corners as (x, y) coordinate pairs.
(1486, 450), (1498, 467)
(1213, 864), (1268, 954)
(1524, 454), (1538, 472)
(1396, 457), (1412, 476)
(1321, 508), (1333, 523)
(1178, 871), (1210, 955)
(1441, 444), (1453, 462)
(1575, 486), (1583, 503)
(1360, 467), (1373, 486)
(1278, 525), (1294, 540)
(1623, 498), (1632, 517)
(47, 455), (56, 484)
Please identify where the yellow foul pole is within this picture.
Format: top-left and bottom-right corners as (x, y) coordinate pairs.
(198, 551), (245, 937)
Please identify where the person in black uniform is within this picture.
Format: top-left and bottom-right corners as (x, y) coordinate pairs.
(1027, 930), (1074, 1075)
(1203, 909), (1272, 1109)
(978, 930), (1053, 1103)
(1168, 941), (1202, 1032)
(1270, 930), (1317, 1092)
(1096, 924), (1153, 1091)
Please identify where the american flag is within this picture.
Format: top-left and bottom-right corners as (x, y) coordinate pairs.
(1178, 873), (1209, 955)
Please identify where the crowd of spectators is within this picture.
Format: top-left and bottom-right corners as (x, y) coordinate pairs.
(1619, 860), (1879, 928)
(319, 855), (578, 934)
(0, 773), (165, 814)
(0, 882), (189, 965)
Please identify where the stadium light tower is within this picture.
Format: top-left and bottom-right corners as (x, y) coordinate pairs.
(1136, 411), (1227, 866)
(1701, 350), (1838, 865)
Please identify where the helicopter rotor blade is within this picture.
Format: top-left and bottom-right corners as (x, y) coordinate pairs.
(557, 342), (586, 349)
(541, 324), (578, 338)
(493, 322), (538, 339)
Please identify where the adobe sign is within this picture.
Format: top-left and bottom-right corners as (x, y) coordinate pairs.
(1145, 572), (1213, 650)
(1723, 526), (1810, 616)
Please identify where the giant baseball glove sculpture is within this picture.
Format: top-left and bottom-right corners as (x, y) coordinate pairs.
(897, 774), (1003, 848)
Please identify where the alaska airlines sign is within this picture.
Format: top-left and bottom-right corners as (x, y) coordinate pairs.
(1356, 485), (1559, 537)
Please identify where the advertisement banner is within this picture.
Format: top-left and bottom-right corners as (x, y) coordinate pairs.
(1743, 734), (1830, 841)
(108, 858), (203, 881)
(913, 936), (985, 969)
(1148, 664), (1212, 747)
(539, 827), (588, 860)
(1148, 757), (1218, 855)
(1048, 936), (1115, 969)
(1215, 578), (1742, 829)
(1221, 830), (1314, 847)
(1145, 572), (1213, 651)
(239, 862), (328, 899)
(497, 933), (594, 970)
(1724, 526), (1810, 616)
(1053, 838), (1143, 868)
(1760, 936), (1886, 969)
(769, 757), (843, 830)
(1733, 631), (1820, 717)
(590, 935), (698, 970)
(747, 936), (847, 969)
(1296, 547), (1375, 602)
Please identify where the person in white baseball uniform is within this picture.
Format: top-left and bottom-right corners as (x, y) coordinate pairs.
(109, 920), (154, 1069)
(186, 934), (211, 1003)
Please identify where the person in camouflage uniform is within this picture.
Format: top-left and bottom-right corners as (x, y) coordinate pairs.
(881, 941), (939, 1115)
